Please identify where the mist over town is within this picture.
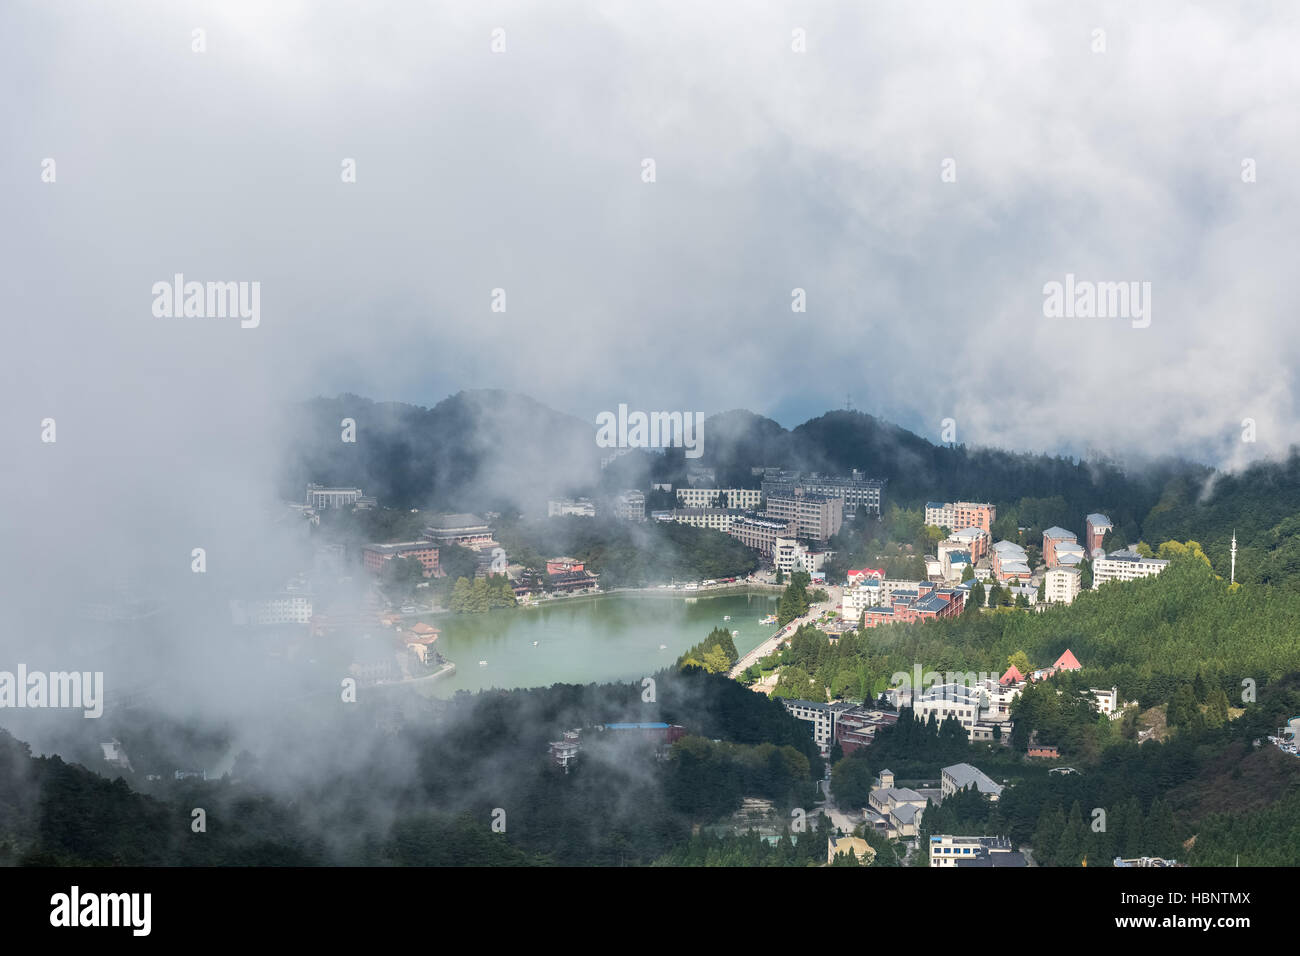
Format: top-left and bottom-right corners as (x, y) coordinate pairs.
(0, 0), (1294, 934)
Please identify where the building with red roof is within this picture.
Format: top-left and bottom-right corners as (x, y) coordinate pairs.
(1000, 665), (1024, 685)
(1054, 649), (1082, 671)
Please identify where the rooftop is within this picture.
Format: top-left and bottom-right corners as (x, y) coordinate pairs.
(943, 762), (1004, 796)
(424, 513), (488, 530)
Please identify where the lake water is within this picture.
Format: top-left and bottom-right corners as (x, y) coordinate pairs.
(423, 591), (781, 695)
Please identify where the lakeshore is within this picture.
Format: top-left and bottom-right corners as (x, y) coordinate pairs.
(415, 589), (780, 696)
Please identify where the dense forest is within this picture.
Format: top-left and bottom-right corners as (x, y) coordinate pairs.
(0, 667), (823, 867)
(765, 553), (1300, 713)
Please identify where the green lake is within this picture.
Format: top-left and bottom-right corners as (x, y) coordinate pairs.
(423, 591), (780, 695)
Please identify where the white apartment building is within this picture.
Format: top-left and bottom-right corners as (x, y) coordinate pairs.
(675, 487), (764, 510)
(780, 699), (855, 755)
(1090, 686), (1119, 716)
(548, 497), (596, 517)
(610, 490), (645, 522)
(229, 594), (313, 627)
(669, 508), (742, 533)
(1043, 566), (1081, 604)
(773, 537), (831, 575)
(1093, 549), (1169, 588)
(842, 582), (882, 618)
(305, 484), (365, 509)
(911, 680), (1021, 743)
(929, 835), (1024, 868)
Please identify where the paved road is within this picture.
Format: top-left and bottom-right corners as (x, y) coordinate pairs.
(728, 586), (844, 679)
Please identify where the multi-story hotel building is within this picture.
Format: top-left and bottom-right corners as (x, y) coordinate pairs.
(794, 472), (886, 516)
(668, 507), (742, 533)
(728, 514), (796, 555)
(1093, 549), (1169, 588)
(765, 492), (844, 542)
(675, 487), (764, 510)
(924, 501), (996, 534)
(760, 470), (885, 516)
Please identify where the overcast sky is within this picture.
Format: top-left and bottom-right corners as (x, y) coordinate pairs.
(4, 0), (1298, 472)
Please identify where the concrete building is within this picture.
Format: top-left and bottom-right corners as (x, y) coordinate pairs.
(669, 507), (743, 533)
(773, 537), (832, 575)
(937, 541), (973, 581)
(548, 730), (582, 773)
(842, 581), (883, 618)
(991, 540), (1031, 582)
(610, 490), (646, 522)
(924, 501), (996, 534)
(760, 471), (885, 516)
(765, 492), (844, 542)
(728, 514), (797, 555)
(779, 699), (856, 755)
(1042, 527), (1078, 568)
(1093, 548), (1169, 588)
(422, 514), (495, 550)
(675, 487), (764, 510)
(1053, 541), (1087, 567)
(828, 836), (876, 865)
(908, 679), (1021, 743)
(867, 770), (927, 839)
(948, 526), (990, 563)
(929, 835), (1025, 867)
(1091, 686), (1119, 716)
(229, 593), (313, 627)
(791, 471), (886, 516)
(305, 484), (366, 510)
(941, 762), (1004, 801)
(834, 708), (898, 755)
(1085, 513), (1113, 557)
(362, 541), (441, 577)
(860, 584), (965, 628)
(548, 497), (595, 517)
(1044, 566), (1081, 604)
